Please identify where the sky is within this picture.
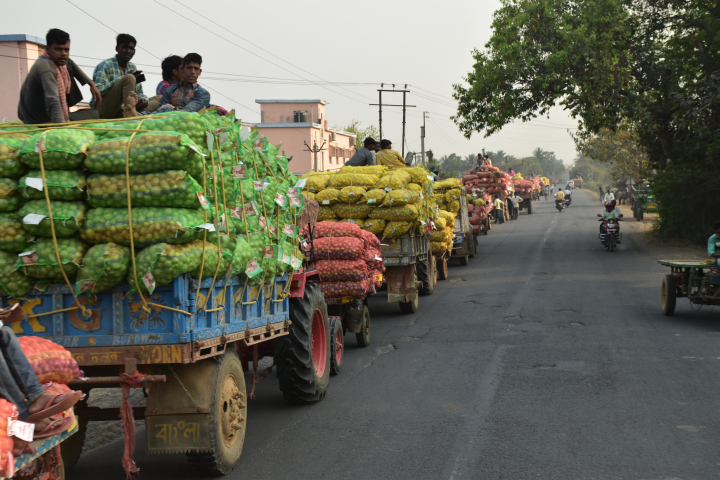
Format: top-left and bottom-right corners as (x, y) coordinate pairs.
(0, 0), (580, 165)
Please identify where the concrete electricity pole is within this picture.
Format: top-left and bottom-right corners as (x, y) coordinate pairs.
(304, 140), (326, 172)
(421, 111), (427, 165)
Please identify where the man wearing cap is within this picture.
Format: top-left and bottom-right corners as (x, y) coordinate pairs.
(376, 139), (407, 170)
(345, 137), (377, 166)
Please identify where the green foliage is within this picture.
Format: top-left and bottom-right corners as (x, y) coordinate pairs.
(341, 120), (379, 150)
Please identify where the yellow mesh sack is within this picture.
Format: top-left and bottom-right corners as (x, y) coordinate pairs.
(339, 186), (366, 204)
(304, 192), (316, 201)
(339, 165), (388, 176)
(383, 221), (412, 240)
(337, 218), (362, 225)
(406, 183), (422, 193)
(382, 189), (419, 207)
(444, 189), (462, 203)
(397, 166), (431, 184)
(318, 206), (337, 221)
(368, 204), (418, 222)
(473, 198), (485, 206)
(447, 200), (460, 213)
(363, 188), (386, 205)
(434, 217), (447, 229)
(331, 203), (376, 219)
(435, 178), (462, 189)
(429, 229), (448, 242)
(376, 171), (412, 189)
(430, 241), (446, 254)
(303, 172), (334, 192)
(438, 209), (455, 223)
(329, 173), (379, 188)
(361, 218), (386, 236)
(316, 188), (340, 205)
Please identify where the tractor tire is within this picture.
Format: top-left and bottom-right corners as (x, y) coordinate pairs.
(399, 293), (419, 314)
(437, 256), (448, 280)
(661, 274), (677, 316)
(355, 305), (371, 347)
(417, 248), (435, 296)
(274, 282), (331, 403)
(186, 349), (247, 476)
(459, 255), (469, 266)
(61, 411), (88, 471)
(527, 200), (533, 214)
(330, 317), (343, 376)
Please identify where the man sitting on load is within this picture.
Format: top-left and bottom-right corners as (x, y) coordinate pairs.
(376, 139), (407, 169)
(18, 28), (101, 124)
(345, 137), (377, 166)
(158, 53), (210, 113)
(92, 33), (148, 118)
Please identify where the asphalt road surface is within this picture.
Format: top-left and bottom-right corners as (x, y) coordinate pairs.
(72, 189), (720, 480)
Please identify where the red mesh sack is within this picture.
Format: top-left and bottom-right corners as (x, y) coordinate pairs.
(314, 236), (365, 260)
(358, 230), (380, 249)
(472, 225), (481, 236)
(462, 174), (478, 182)
(362, 247), (384, 271)
(369, 269), (384, 289)
(320, 280), (369, 298)
(469, 216), (482, 226)
(317, 259), (368, 282)
(314, 221), (363, 238)
(17, 336), (82, 384)
(0, 399), (16, 477)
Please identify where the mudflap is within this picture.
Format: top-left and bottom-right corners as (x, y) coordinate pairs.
(145, 360), (217, 453)
(386, 264), (417, 304)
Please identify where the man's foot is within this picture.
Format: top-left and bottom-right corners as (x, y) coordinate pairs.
(123, 92), (139, 118)
(27, 391), (81, 421)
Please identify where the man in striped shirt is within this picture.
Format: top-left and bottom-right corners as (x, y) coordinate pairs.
(159, 53), (210, 113)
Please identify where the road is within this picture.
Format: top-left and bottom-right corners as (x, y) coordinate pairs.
(72, 189), (720, 479)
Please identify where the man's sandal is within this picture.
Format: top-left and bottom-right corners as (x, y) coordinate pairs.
(27, 391), (82, 422)
(33, 414), (73, 440)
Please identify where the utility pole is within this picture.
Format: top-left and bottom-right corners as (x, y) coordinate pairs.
(420, 111), (427, 165)
(370, 84), (416, 156)
(304, 140), (326, 172)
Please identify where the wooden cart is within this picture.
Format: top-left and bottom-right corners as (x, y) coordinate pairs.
(657, 260), (720, 315)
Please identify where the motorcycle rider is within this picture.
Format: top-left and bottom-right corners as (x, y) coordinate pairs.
(555, 188), (565, 210)
(564, 186), (572, 205)
(600, 201), (621, 241)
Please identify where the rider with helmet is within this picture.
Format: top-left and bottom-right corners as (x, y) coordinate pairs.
(600, 202), (621, 239)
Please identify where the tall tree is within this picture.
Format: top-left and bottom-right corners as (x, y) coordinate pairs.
(341, 119), (380, 150)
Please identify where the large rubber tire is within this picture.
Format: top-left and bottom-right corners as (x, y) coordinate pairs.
(355, 305), (370, 347)
(61, 411), (87, 471)
(437, 256), (448, 280)
(661, 274), (677, 316)
(459, 255), (469, 266)
(274, 282), (330, 403)
(399, 293), (419, 314)
(417, 249), (434, 296)
(186, 349), (247, 476)
(469, 238), (476, 258)
(330, 317), (343, 376)
(609, 237), (614, 252)
(527, 200), (533, 214)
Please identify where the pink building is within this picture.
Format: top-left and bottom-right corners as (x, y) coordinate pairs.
(254, 100), (356, 174)
(0, 34), (46, 121)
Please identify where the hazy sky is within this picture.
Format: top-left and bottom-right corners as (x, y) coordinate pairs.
(0, 0), (580, 165)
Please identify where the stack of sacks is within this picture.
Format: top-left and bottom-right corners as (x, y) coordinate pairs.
(312, 221), (384, 299)
(0, 400), (16, 477)
(463, 166), (512, 198)
(432, 178), (464, 215)
(300, 165), (436, 241)
(430, 210), (456, 254)
(0, 109), (306, 300)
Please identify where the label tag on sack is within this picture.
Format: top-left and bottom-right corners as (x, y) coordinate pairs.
(347, 219), (356, 224)
(7, 419), (34, 442)
(25, 178), (44, 191)
(198, 223), (216, 232)
(245, 259), (263, 278)
(197, 193), (211, 210)
(18, 250), (37, 265)
(263, 246), (275, 259)
(419, 192), (424, 199)
(244, 202), (258, 216)
(239, 127), (250, 142)
(214, 128), (229, 145)
(206, 131), (215, 151)
(34, 139), (47, 153)
(274, 194), (287, 208)
(290, 196), (304, 208)
(283, 224), (298, 237)
(231, 207), (243, 219)
(254, 138), (264, 152)
(218, 213), (227, 232)
(143, 272), (156, 294)
(268, 223), (278, 237)
(232, 165), (246, 179)
(22, 213), (46, 225)
(294, 178), (307, 189)
(258, 216), (267, 229)
(384, 188), (392, 192)
(188, 145), (206, 156)
(322, 200), (330, 205)
(76, 279), (96, 294)
(290, 256), (301, 270)
(287, 188), (299, 198)
(367, 199), (377, 204)
(254, 180), (269, 191)
(427, 175), (434, 181)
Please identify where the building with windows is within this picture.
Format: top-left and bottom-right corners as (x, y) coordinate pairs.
(0, 34), (46, 121)
(253, 100), (356, 174)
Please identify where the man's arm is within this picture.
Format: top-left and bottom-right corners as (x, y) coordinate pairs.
(40, 70), (66, 124)
(134, 78), (148, 101)
(69, 59), (102, 107)
(708, 236), (716, 258)
(180, 86), (211, 112)
(92, 61), (114, 95)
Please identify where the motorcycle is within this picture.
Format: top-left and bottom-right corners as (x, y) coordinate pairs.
(598, 214), (623, 252)
(564, 195), (572, 208)
(556, 199), (564, 212)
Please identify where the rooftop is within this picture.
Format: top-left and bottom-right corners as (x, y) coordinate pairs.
(255, 99), (329, 105)
(0, 34), (46, 46)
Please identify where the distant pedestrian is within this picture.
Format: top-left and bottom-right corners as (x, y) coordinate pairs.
(493, 195), (505, 224)
(511, 194), (522, 219)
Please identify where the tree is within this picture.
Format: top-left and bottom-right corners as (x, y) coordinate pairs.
(574, 127), (648, 183)
(341, 119), (379, 150)
(452, 0), (720, 241)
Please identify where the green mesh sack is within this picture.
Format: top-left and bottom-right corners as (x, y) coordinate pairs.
(80, 207), (206, 247)
(233, 174), (257, 203)
(19, 170), (86, 201)
(232, 236), (255, 276)
(87, 170), (206, 209)
(18, 129), (95, 170)
(128, 240), (205, 293)
(16, 237), (89, 281)
(188, 241), (230, 279)
(229, 200), (265, 234)
(88, 112), (208, 150)
(0, 179), (22, 213)
(276, 153), (289, 176)
(0, 138), (29, 178)
(85, 132), (205, 180)
(0, 250), (34, 297)
(75, 243), (131, 294)
(203, 165), (235, 206)
(18, 200), (87, 238)
(0, 216), (32, 252)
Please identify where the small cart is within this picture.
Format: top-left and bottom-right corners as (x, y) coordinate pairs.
(657, 260), (720, 315)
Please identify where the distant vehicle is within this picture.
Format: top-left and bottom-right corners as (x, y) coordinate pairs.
(567, 180), (575, 189)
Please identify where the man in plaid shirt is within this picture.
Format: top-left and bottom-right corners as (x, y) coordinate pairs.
(159, 53), (210, 113)
(91, 33), (148, 118)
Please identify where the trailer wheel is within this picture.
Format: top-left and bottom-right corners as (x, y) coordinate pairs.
(418, 248), (434, 296)
(330, 317), (343, 375)
(355, 306), (371, 347)
(274, 282), (330, 403)
(437, 256), (448, 280)
(527, 200), (533, 214)
(399, 293), (419, 314)
(458, 255), (469, 266)
(61, 411), (87, 471)
(186, 349), (247, 476)
(661, 274), (677, 316)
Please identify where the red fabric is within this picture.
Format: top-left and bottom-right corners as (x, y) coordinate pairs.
(42, 52), (70, 122)
(120, 372), (143, 480)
